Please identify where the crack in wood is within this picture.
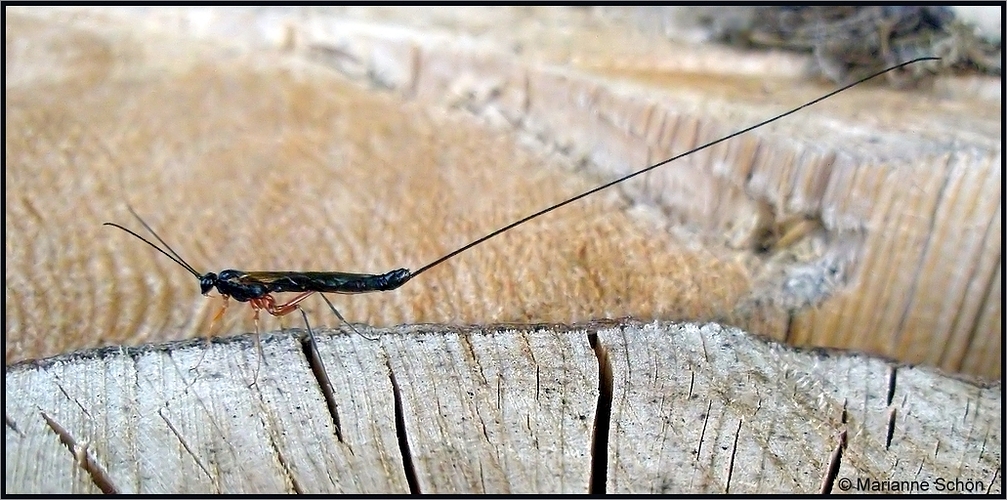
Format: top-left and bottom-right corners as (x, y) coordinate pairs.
(818, 429), (846, 493)
(480, 419), (491, 444)
(587, 332), (612, 494)
(260, 415), (305, 494)
(977, 428), (988, 462)
(298, 326), (345, 444)
(696, 400), (713, 461)
(158, 407), (215, 485)
(535, 365), (541, 401)
(886, 366), (898, 406)
(39, 409), (119, 494)
(241, 350), (308, 490)
(458, 332), (489, 386)
(724, 417), (743, 493)
(54, 378), (93, 421)
(386, 359), (421, 494)
(885, 407), (897, 450)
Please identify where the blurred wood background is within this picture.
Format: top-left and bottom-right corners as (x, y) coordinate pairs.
(4, 6), (1002, 494)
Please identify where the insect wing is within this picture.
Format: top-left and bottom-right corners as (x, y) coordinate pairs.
(237, 271), (389, 294)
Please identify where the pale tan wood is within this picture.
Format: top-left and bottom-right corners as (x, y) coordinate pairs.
(6, 321), (1000, 494)
(272, 8), (1002, 379)
(6, 7), (997, 378)
(5, 7), (755, 364)
(4, 333), (405, 494)
(379, 326), (597, 493)
(597, 322), (1001, 494)
(3, 335), (401, 493)
(4, 8), (1001, 493)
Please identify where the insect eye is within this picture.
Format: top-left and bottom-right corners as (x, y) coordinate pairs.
(200, 273), (217, 295)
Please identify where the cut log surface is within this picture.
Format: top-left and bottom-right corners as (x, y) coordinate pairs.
(5, 6), (1000, 378)
(5, 322), (1000, 494)
(4, 6), (1002, 494)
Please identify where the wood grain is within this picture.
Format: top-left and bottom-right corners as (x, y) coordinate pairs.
(5, 7), (999, 378)
(4, 7), (1002, 493)
(6, 321), (1000, 493)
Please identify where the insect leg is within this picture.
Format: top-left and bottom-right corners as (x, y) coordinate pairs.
(319, 293), (377, 341)
(246, 300), (268, 386)
(191, 295), (230, 377)
(260, 291), (376, 341)
(260, 291), (317, 317)
(243, 292), (317, 385)
(208, 296), (230, 336)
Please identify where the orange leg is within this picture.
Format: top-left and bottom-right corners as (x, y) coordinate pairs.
(191, 295), (230, 377)
(247, 301), (266, 385)
(253, 291), (317, 318)
(243, 292), (319, 385)
(208, 296), (230, 336)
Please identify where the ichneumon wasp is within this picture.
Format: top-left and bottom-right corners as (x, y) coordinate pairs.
(104, 57), (938, 376)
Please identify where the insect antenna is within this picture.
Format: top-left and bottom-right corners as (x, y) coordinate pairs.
(126, 205), (202, 276)
(408, 56), (939, 279)
(103, 215), (202, 279)
(82, 119), (204, 278)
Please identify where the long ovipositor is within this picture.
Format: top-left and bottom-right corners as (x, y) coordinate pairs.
(104, 57), (939, 329)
